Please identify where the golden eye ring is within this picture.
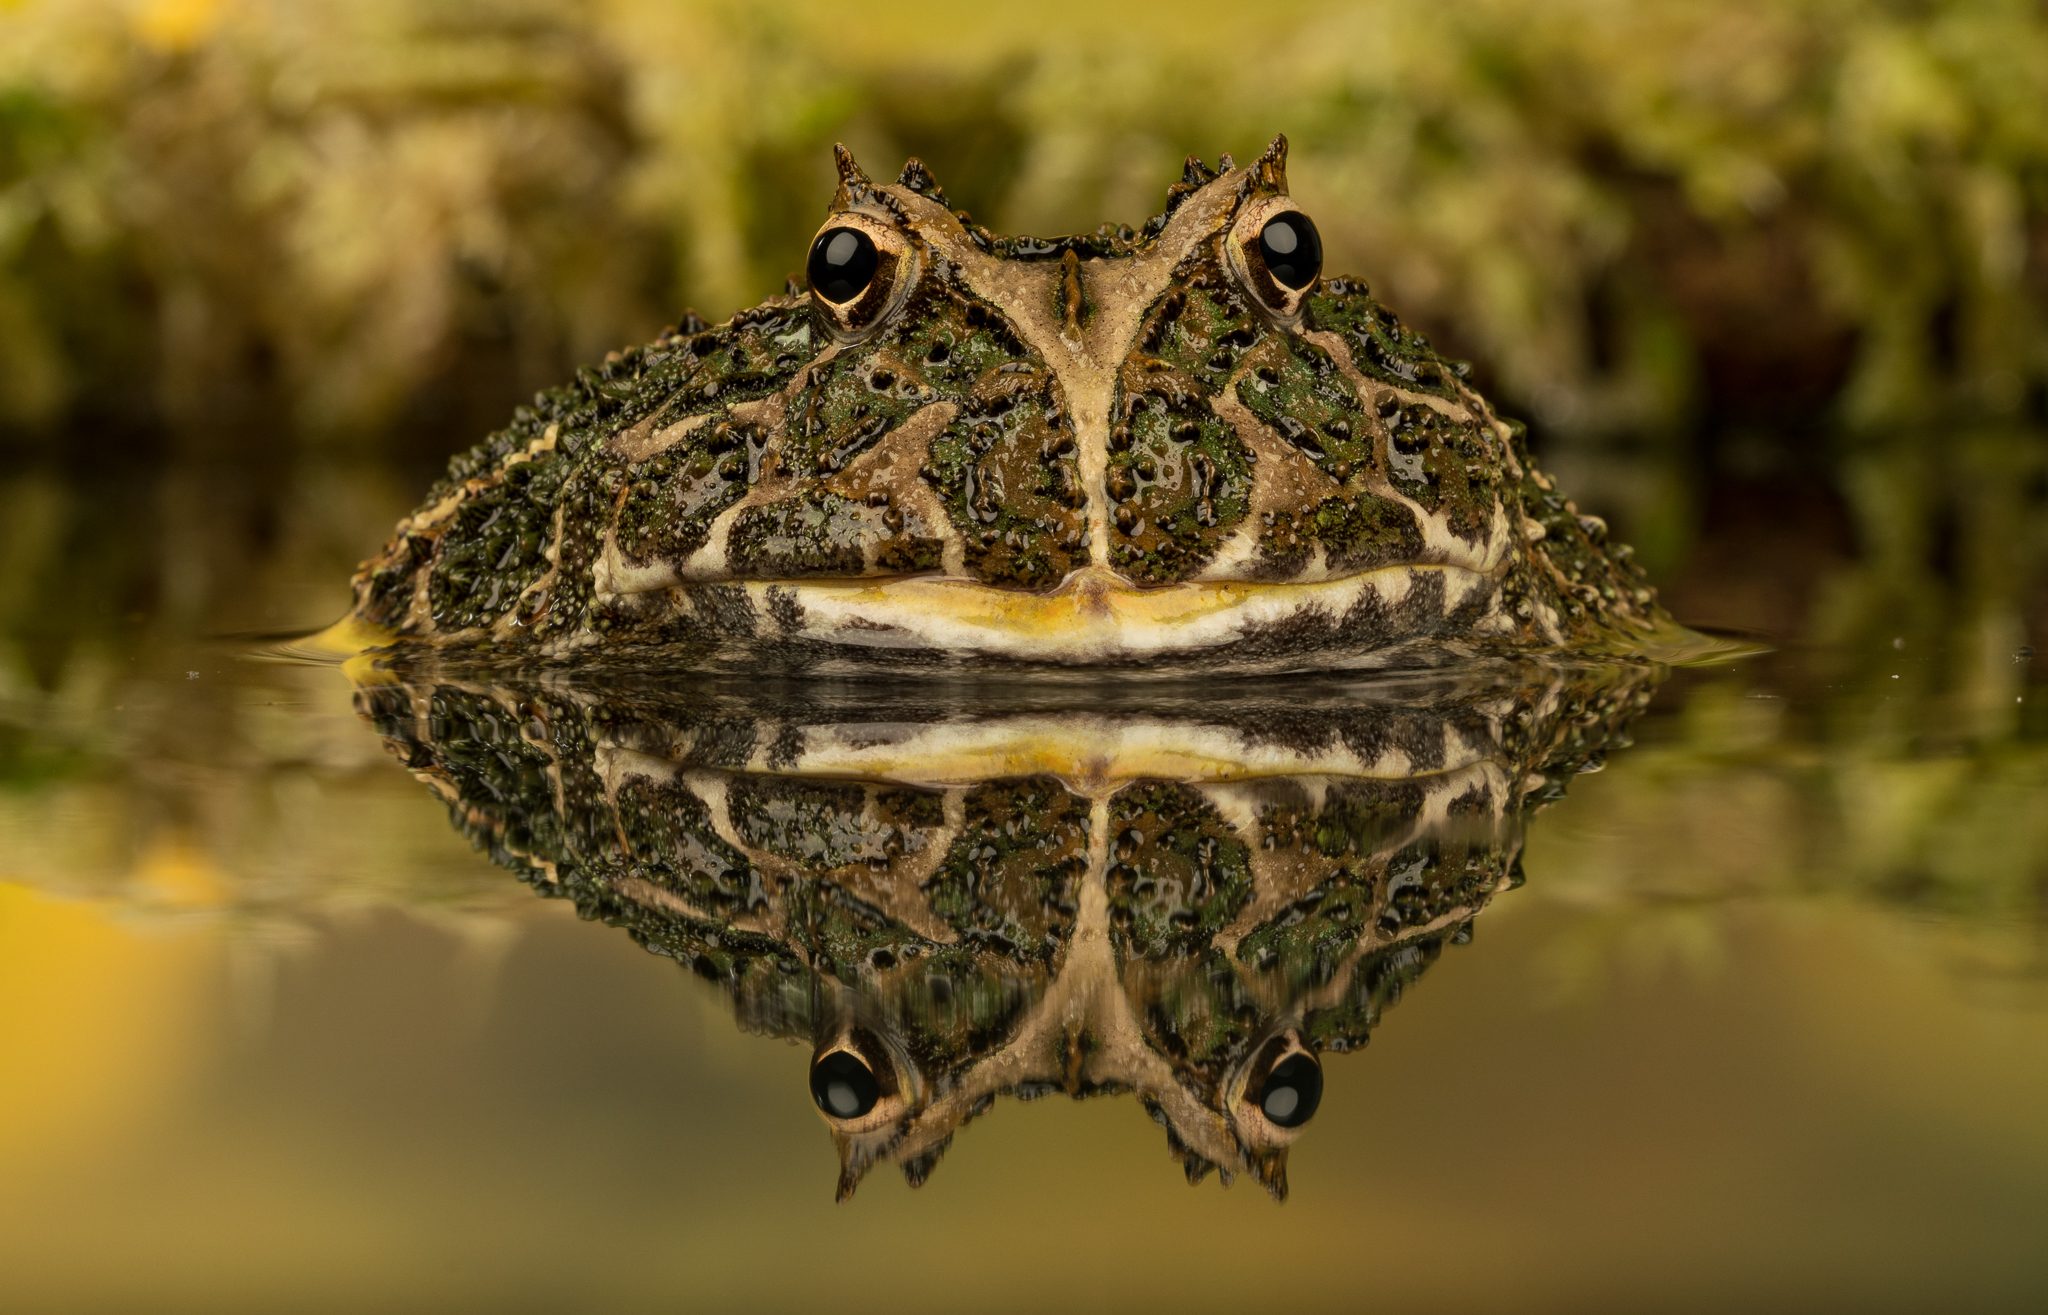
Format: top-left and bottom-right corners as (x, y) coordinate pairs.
(807, 1025), (909, 1132)
(810, 1046), (882, 1119)
(805, 213), (916, 339)
(809, 227), (879, 302)
(1229, 1028), (1325, 1139)
(1228, 197), (1323, 323)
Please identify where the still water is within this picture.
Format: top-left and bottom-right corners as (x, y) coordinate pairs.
(2, 459), (2045, 1312)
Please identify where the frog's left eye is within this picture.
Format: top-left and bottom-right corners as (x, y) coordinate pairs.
(805, 215), (912, 338)
(1229, 200), (1323, 320)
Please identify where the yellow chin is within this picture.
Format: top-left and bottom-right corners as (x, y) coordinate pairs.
(295, 614), (402, 684)
(755, 563), (1497, 662)
(308, 561), (1739, 668)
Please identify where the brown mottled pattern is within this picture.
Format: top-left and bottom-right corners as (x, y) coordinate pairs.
(346, 137), (1667, 663)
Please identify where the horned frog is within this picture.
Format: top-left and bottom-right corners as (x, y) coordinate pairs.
(344, 136), (1667, 672)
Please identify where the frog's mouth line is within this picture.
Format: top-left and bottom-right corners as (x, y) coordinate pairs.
(318, 558), (1728, 670)
(308, 560), (1512, 670)
(748, 562), (1510, 661)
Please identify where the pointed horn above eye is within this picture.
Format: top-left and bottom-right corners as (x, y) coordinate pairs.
(1254, 133), (1290, 191)
(832, 142), (869, 186)
(895, 156), (948, 204)
(831, 142), (873, 209)
(1156, 153), (1222, 225)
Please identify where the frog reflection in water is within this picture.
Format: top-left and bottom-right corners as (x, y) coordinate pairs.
(357, 664), (1657, 1197)
(343, 136), (1672, 673)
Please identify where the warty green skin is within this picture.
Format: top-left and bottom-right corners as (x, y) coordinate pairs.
(356, 662), (1661, 1198)
(348, 137), (1665, 673)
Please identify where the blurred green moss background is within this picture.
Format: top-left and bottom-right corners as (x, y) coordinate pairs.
(3, 0), (2044, 451)
(0, 0), (2044, 656)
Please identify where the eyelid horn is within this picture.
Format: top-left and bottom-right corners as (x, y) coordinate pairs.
(1252, 132), (1290, 192)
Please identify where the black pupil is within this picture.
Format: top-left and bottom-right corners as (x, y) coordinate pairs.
(1258, 1053), (1323, 1127)
(810, 1051), (881, 1119)
(808, 227), (880, 304)
(1257, 213), (1322, 291)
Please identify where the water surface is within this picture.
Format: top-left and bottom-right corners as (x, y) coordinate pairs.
(1, 458), (2044, 1313)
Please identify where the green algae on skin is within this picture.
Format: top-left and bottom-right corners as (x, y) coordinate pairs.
(344, 138), (1677, 671)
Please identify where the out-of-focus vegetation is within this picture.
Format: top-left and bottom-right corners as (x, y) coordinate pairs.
(1, 0), (2044, 452)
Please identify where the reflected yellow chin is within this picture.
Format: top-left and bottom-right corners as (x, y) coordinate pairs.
(297, 616), (402, 684)
(303, 614), (397, 657)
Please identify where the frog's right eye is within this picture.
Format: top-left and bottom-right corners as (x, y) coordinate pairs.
(808, 227), (878, 302)
(805, 216), (911, 337)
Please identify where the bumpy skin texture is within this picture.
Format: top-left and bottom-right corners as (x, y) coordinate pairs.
(348, 137), (1664, 671)
(357, 663), (1660, 1198)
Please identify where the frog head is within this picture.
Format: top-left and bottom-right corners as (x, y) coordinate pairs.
(345, 138), (1668, 670)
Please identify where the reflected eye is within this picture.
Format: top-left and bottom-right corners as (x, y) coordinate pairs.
(1256, 212), (1322, 291)
(1254, 1052), (1323, 1128)
(810, 1050), (881, 1119)
(808, 227), (880, 304)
